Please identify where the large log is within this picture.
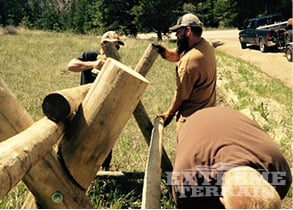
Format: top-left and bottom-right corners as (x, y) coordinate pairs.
(0, 117), (64, 200)
(42, 84), (91, 122)
(0, 78), (92, 208)
(58, 58), (149, 189)
(141, 117), (164, 209)
(0, 78), (34, 141)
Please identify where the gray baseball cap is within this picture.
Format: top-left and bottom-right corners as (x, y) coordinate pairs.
(169, 13), (203, 32)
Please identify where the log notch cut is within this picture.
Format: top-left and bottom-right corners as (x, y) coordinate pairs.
(0, 78), (34, 141)
(58, 58), (149, 189)
(141, 117), (164, 209)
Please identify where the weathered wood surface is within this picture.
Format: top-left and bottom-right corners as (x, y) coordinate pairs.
(132, 44), (173, 174)
(59, 58), (149, 189)
(42, 84), (91, 122)
(0, 78), (34, 141)
(0, 78), (92, 208)
(103, 42), (122, 61)
(141, 117), (164, 209)
(22, 41), (125, 208)
(0, 118), (64, 200)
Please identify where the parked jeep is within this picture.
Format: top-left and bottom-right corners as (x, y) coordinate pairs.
(239, 14), (287, 52)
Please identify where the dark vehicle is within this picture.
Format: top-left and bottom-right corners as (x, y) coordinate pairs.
(239, 14), (287, 52)
(275, 18), (292, 62)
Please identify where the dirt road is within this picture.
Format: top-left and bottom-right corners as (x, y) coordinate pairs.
(203, 29), (292, 88)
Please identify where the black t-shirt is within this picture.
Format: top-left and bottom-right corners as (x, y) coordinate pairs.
(76, 51), (100, 85)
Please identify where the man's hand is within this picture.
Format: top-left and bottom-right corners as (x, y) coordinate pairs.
(152, 43), (167, 59)
(157, 111), (175, 127)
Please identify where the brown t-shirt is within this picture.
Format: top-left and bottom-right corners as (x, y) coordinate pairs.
(172, 106), (292, 208)
(175, 38), (216, 119)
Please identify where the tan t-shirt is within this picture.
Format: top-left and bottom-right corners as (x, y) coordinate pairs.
(172, 106), (292, 208)
(175, 38), (216, 118)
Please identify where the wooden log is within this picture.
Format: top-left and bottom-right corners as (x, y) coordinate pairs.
(23, 152), (93, 208)
(132, 44), (173, 173)
(58, 58), (149, 189)
(41, 42), (119, 123)
(134, 43), (159, 76)
(0, 78), (34, 141)
(42, 84), (91, 122)
(0, 117), (64, 200)
(141, 117), (164, 209)
(103, 42), (122, 61)
(0, 79), (92, 208)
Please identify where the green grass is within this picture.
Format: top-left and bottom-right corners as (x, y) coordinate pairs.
(0, 28), (292, 208)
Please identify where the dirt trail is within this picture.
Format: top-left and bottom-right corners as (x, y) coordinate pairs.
(203, 30), (292, 89)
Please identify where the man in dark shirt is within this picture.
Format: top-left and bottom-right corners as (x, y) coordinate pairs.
(67, 31), (124, 170)
(170, 106), (292, 208)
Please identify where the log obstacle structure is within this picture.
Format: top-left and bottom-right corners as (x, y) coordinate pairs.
(0, 43), (173, 208)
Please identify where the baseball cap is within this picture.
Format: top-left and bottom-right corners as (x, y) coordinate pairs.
(101, 31), (124, 45)
(169, 13), (203, 32)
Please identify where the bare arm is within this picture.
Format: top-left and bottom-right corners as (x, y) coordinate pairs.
(67, 58), (104, 72)
(164, 48), (180, 62)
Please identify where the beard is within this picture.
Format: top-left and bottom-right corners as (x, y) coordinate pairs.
(176, 35), (189, 55)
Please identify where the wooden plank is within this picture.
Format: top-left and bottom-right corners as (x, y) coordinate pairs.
(141, 117), (164, 209)
(0, 118), (64, 200)
(58, 58), (149, 189)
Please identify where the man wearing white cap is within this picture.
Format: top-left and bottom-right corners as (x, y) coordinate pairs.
(67, 31), (124, 84)
(154, 13), (217, 131)
(67, 31), (124, 170)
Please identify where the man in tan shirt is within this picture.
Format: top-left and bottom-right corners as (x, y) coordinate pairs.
(170, 106), (292, 208)
(154, 13), (216, 129)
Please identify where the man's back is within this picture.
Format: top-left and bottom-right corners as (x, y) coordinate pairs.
(173, 106), (292, 208)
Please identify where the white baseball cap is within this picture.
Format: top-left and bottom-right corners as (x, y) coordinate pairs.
(101, 31), (124, 45)
(169, 13), (203, 32)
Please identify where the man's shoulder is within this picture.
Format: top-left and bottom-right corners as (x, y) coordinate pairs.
(77, 51), (100, 61)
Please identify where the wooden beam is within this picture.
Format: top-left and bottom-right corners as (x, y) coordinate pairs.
(0, 78), (93, 208)
(132, 44), (173, 173)
(0, 117), (64, 200)
(0, 78), (34, 141)
(42, 84), (91, 122)
(58, 58), (149, 189)
(141, 117), (164, 209)
(41, 42), (120, 123)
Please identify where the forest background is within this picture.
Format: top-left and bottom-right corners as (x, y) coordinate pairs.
(0, 0), (292, 39)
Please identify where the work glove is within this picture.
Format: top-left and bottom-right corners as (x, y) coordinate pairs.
(157, 111), (175, 127)
(152, 43), (167, 59)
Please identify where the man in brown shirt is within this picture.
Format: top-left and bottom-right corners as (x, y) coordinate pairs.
(170, 106), (292, 208)
(154, 13), (217, 129)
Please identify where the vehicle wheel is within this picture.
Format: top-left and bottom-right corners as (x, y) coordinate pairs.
(240, 42), (247, 49)
(286, 46), (292, 62)
(259, 39), (267, 52)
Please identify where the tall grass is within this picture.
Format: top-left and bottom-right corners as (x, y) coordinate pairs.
(0, 29), (291, 208)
